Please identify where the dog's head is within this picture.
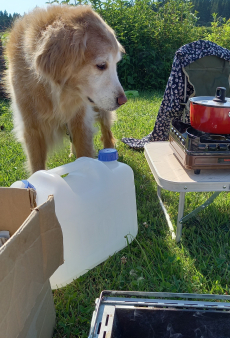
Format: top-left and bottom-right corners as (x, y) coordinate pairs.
(35, 6), (127, 111)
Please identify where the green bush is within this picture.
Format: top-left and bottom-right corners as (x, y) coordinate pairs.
(88, 0), (202, 90)
(204, 14), (230, 49)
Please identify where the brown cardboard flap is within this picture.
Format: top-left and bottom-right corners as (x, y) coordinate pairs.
(0, 193), (63, 338)
(0, 188), (36, 236)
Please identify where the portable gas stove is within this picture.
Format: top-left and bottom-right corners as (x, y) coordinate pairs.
(169, 119), (230, 174)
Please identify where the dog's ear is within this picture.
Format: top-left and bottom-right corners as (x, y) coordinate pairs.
(35, 21), (87, 84)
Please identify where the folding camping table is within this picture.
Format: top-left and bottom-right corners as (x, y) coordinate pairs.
(144, 141), (230, 242)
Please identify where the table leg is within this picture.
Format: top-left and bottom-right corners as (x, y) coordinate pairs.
(176, 192), (186, 243)
(157, 185), (176, 240)
(179, 191), (221, 224)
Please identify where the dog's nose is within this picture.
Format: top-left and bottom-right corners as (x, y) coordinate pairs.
(117, 94), (127, 106)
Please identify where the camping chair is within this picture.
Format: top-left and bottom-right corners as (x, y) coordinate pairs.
(145, 55), (230, 242)
(181, 55), (230, 121)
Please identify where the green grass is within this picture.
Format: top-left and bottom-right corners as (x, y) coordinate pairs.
(1, 92), (230, 337)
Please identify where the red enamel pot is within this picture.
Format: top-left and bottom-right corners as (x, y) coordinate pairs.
(189, 87), (230, 134)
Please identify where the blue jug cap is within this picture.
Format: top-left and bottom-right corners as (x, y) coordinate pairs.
(22, 180), (36, 190)
(98, 148), (118, 162)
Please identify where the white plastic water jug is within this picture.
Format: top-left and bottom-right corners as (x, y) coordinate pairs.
(11, 149), (138, 289)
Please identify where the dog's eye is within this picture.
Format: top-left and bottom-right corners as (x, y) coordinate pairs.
(96, 63), (107, 71)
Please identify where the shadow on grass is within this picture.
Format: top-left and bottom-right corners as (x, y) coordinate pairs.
(181, 196), (230, 294)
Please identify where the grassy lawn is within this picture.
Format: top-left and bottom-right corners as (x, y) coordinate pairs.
(1, 92), (230, 337)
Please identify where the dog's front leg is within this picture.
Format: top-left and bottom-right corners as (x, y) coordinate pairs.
(68, 105), (95, 158)
(94, 107), (116, 149)
(23, 128), (47, 173)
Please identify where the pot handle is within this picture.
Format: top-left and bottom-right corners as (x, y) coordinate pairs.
(214, 87), (226, 103)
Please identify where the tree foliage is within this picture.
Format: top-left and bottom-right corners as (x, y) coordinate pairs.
(88, 0), (201, 90)
(191, 0), (230, 26)
(205, 14), (230, 48)
(0, 11), (19, 32)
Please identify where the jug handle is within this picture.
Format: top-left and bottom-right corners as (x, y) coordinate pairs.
(47, 159), (87, 176)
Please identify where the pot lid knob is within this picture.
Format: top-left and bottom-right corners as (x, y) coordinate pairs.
(213, 87), (226, 103)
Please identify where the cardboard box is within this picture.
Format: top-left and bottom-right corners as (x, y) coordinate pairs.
(0, 188), (64, 338)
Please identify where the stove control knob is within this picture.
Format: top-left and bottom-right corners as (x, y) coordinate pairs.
(208, 144), (217, 150)
(198, 144), (206, 150)
(218, 144), (228, 151)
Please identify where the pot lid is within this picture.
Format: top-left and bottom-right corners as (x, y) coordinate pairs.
(189, 96), (230, 107)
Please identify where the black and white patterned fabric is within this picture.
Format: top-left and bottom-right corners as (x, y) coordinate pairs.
(121, 40), (230, 149)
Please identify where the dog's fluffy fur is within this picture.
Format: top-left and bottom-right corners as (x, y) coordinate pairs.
(4, 5), (126, 173)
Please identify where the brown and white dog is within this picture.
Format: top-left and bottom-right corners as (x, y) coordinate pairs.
(4, 5), (127, 173)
